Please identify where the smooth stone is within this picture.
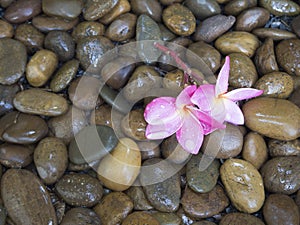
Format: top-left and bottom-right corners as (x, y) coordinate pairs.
(122, 212), (160, 225)
(215, 31), (260, 57)
(193, 222), (216, 225)
(0, 143), (33, 168)
(72, 21), (105, 42)
(4, 0), (41, 23)
(32, 15), (79, 32)
(121, 109), (147, 141)
(137, 141), (161, 160)
(193, 15), (236, 43)
(268, 139), (300, 156)
(48, 106), (88, 144)
(162, 69), (184, 92)
(42, 0), (83, 20)
(0, 205), (6, 225)
(235, 7), (270, 31)
(252, 28), (297, 40)
(101, 56), (135, 89)
(163, 4), (196, 36)
(76, 36), (114, 71)
(26, 49), (58, 87)
(55, 173), (103, 207)
(181, 185), (229, 219)
(276, 39), (300, 76)
(14, 24), (45, 53)
(0, 84), (20, 116)
(0, 111), (48, 144)
(93, 192), (133, 225)
(161, 134), (191, 164)
(140, 158), (181, 212)
(83, 0), (119, 21)
(220, 158), (265, 213)
(228, 53), (258, 88)
(100, 0), (131, 25)
(0, 0), (13, 8)
(254, 38), (279, 75)
(292, 15), (300, 37)
(1, 169), (57, 225)
(254, 71), (294, 98)
(125, 186), (153, 210)
(105, 13), (136, 42)
(289, 87), (300, 107)
(219, 213), (265, 225)
(50, 59), (79, 92)
(259, 0), (300, 16)
(160, 24), (176, 41)
(0, 19), (13, 38)
(97, 138), (141, 191)
(131, 0), (162, 22)
(0, 38), (26, 85)
(68, 76), (102, 110)
(186, 153), (220, 193)
(60, 208), (101, 225)
(151, 212), (181, 225)
(263, 194), (300, 225)
(69, 125), (118, 164)
(160, 0), (183, 4)
(136, 14), (162, 64)
(242, 97), (300, 140)
(261, 156), (300, 194)
(185, 0), (221, 20)
(242, 132), (268, 169)
(224, 0), (257, 16)
(34, 137), (68, 185)
(44, 31), (75, 62)
(202, 123), (243, 159)
(13, 88), (68, 116)
(187, 41), (221, 73)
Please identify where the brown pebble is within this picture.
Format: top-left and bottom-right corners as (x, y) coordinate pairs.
(0, 143), (33, 168)
(72, 21), (105, 42)
(220, 213), (265, 225)
(32, 15), (79, 32)
(122, 212), (160, 225)
(42, 0), (83, 20)
(131, 0), (162, 22)
(83, 0), (120, 21)
(268, 139), (300, 157)
(252, 28), (297, 41)
(0, 19), (13, 38)
(100, 0), (131, 25)
(224, 0), (257, 16)
(291, 15), (300, 37)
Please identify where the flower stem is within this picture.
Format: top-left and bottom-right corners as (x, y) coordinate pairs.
(154, 42), (204, 84)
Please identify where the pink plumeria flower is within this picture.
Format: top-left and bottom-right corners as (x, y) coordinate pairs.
(191, 56), (263, 125)
(144, 85), (225, 154)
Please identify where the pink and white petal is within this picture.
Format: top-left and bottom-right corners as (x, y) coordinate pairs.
(144, 97), (177, 124)
(145, 118), (182, 139)
(210, 98), (227, 124)
(222, 98), (244, 125)
(215, 56), (230, 97)
(222, 88), (264, 101)
(176, 85), (197, 108)
(191, 84), (215, 112)
(176, 112), (204, 154)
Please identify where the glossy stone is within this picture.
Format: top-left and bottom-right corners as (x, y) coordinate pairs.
(259, 0), (300, 16)
(123, 212), (160, 225)
(42, 0), (83, 20)
(0, 19), (13, 38)
(72, 21), (105, 42)
(185, 0), (221, 20)
(100, 0), (131, 25)
(219, 213), (265, 225)
(32, 15), (79, 32)
(0, 143), (33, 168)
(151, 212), (181, 225)
(131, 0), (162, 22)
(14, 88), (68, 116)
(292, 15), (300, 37)
(125, 186), (154, 210)
(60, 208), (101, 225)
(83, 0), (119, 21)
(138, 141), (161, 160)
(268, 139), (300, 157)
(252, 28), (297, 40)
(224, 0), (257, 16)
(0, 84), (20, 116)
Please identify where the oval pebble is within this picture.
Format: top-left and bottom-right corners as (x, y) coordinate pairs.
(220, 213), (265, 225)
(122, 212), (160, 225)
(259, 0), (300, 16)
(42, 0), (83, 20)
(0, 143), (33, 168)
(60, 208), (101, 225)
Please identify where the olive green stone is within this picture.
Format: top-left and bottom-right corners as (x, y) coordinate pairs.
(259, 0), (300, 16)
(151, 212), (181, 225)
(185, 0), (221, 20)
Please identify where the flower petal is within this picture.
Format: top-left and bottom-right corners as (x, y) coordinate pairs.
(222, 88), (263, 101)
(215, 56), (230, 97)
(191, 84), (215, 112)
(176, 111), (204, 154)
(144, 97), (177, 124)
(176, 85), (197, 108)
(222, 98), (244, 125)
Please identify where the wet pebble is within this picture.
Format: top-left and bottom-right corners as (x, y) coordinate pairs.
(291, 15), (300, 37)
(1, 169), (57, 225)
(32, 15), (79, 32)
(186, 153), (220, 193)
(131, 0), (162, 22)
(219, 213), (265, 225)
(83, 0), (119, 21)
(0, 84), (20, 116)
(193, 15), (236, 43)
(162, 69), (184, 92)
(263, 194), (300, 225)
(254, 71), (294, 98)
(44, 31), (75, 62)
(220, 158), (265, 213)
(243, 97), (300, 140)
(72, 21), (105, 42)
(163, 4), (196, 36)
(0, 111), (48, 144)
(4, 0), (41, 23)
(259, 0), (300, 16)
(276, 38), (300, 76)
(42, 0), (83, 20)
(215, 31), (260, 57)
(0, 38), (26, 85)
(60, 208), (101, 225)
(185, 0), (221, 20)
(252, 28), (297, 40)
(126, 186), (153, 210)
(224, 0), (257, 16)
(289, 87), (300, 107)
(181, 185), (229, 219)
(93, 191), (133, 225)
(34, 137), (68, 185)
(55, 173), (103, 207)
(122, 212), (160, 225)
(0, 143), (33, 168)
(261, 156), (300, 194)
(268, 139), (300, 157)
(160, 24), (176, 41)
(151, 212), (181, 225)
(0, 19), (13, 38)
(138, 141), (161, 160)
(14, 88), (68, 116)
(100, 0), (131, 25)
